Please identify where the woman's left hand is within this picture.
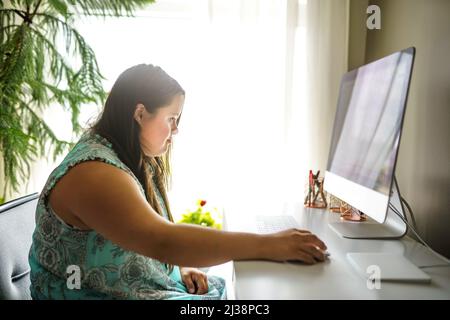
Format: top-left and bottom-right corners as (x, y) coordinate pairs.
(180, 267), (209, 295)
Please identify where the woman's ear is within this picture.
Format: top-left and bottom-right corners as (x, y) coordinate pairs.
(134, 104), (145, 125)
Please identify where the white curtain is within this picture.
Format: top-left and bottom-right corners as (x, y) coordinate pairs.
(7, 0), (349, 221)
(303, 0), (349, 174)
(277, 0), (349, 209)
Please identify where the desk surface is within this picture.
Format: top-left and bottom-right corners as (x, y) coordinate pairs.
(225, 202), (450, 300)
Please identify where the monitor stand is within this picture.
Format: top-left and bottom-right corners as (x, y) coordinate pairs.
(328, 177), (407, 239)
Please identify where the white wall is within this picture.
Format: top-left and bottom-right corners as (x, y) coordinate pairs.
(348, 0), (368, 70)
(362, 0), (450, 257)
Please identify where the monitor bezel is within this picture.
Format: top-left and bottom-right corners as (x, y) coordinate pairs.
(324, 47), (416, 223)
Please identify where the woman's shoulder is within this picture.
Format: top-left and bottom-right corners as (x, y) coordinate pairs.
(64, 132), (140, 183)
(47, 157), (146, 227)
(64, 159), (128, 181)
(54, 160), (137, 199)
(42, 131), (143, 199)
(58, 132), (133, 176)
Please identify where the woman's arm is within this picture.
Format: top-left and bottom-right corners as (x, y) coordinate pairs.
(160, 220), (267, 267)
(52, 161), (327, 267)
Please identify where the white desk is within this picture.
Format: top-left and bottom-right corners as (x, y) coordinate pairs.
(225, 202), (450, 300)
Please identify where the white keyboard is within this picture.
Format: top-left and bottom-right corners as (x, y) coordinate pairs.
(255, 215), (299, 234)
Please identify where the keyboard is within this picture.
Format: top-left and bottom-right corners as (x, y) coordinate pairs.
(255, 215), (299, 234)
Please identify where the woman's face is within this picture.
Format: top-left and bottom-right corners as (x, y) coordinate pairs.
(135, 93), (184, 157)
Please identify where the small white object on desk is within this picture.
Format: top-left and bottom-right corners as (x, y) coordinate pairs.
(346, 252), (431, 283)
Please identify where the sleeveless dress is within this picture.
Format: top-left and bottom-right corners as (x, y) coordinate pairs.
(28, 133), (227, 300)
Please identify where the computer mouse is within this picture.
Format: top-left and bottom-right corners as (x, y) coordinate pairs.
(315, 246), (330, 258)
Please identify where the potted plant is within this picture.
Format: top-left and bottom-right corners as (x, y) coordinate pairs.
(0, 0), (156, 203)
(178, 199), (223, 230)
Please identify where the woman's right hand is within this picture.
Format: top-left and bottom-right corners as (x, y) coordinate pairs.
(264, 228), (328, 264)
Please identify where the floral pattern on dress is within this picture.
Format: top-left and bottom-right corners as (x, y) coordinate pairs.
(28, 133), (227, 300)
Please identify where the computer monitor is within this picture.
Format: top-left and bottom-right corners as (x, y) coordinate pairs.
(324, 47), (416, 239)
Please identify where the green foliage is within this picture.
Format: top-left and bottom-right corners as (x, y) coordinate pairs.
(178, 201), (222, 230)
(0, 0), (155, 199)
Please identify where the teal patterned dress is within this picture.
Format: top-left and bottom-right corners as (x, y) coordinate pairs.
(28, 133), (227, 300)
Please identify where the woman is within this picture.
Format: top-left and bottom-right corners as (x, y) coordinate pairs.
(28, 64), (327, 300)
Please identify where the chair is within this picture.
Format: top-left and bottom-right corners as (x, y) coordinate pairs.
(0, 193), (39, 300)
